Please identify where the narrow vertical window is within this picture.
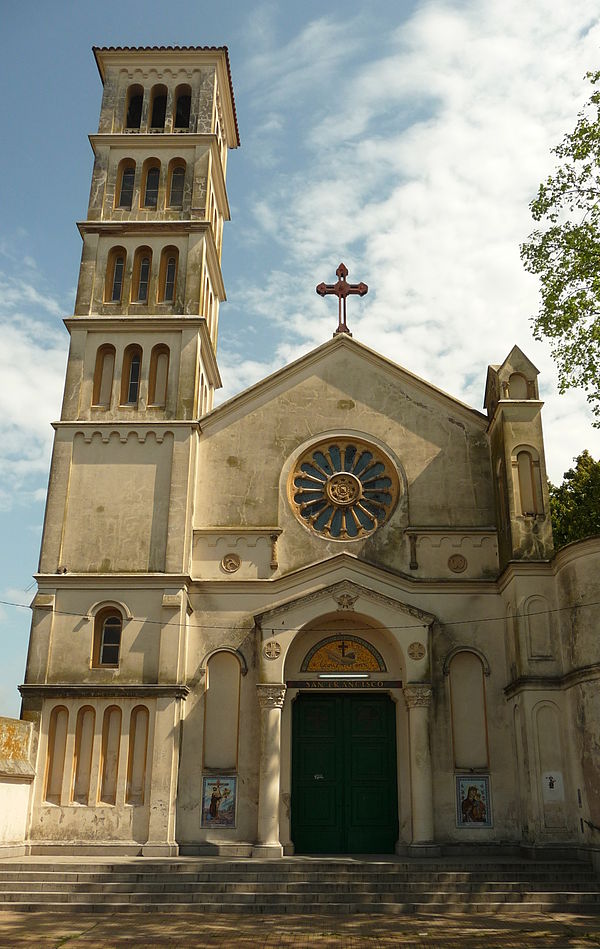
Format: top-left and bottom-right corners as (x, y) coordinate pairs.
(72, 706), (95, 805)
(168, 163), (185, 208)
(517, 451), (537, 515)
(116, 161), (135, 209)
(100, 706), (122, 806)
(174, 85), (191, 129)
(132, 247), (152, 303)
(125, 85), (143, 129)
(93, 608), (123, 666)
(120, 345), (142, 406)
(126, 706), (149, 805)
(148, 345), (169, 406)
(44, 706), (69, 804)
(92, 344), (116, 407)
(159, 247), (178, 303)
(105, 247), (127, 304)
(143, 164), (160, 208)
(149, 84), (167, 129)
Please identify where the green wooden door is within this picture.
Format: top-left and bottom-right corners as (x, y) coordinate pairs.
(291, 693), (398, 853)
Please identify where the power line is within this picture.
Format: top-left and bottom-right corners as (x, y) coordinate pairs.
(0, 596), (597, 635)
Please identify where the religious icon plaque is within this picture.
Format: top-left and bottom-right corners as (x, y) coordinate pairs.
(455, 775), (493, 828)
(201, 776), (237, 828)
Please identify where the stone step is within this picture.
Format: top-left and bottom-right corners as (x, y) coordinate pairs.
(0, 876), (600, 897)
(0, 898), (598, 916)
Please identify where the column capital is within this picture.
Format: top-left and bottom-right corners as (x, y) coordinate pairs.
(256, 683), (286, 710)
(403, 683), (432, 709)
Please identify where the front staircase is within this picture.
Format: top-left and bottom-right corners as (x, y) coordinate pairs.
(0, 856), (598, 915)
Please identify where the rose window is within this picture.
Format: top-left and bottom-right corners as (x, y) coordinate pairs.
(289, 439), (399, 539)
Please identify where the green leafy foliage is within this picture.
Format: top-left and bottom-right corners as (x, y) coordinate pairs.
(549, 450), (600, 548)
(521, 72), (600, 423)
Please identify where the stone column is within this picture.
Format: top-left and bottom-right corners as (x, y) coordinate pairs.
(252, 683), (286, 858)
(404, 683), (437, 853)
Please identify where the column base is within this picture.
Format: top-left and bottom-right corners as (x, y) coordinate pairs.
(408, 843), (441, 858)
(251, 843), (284, 858)
(142, 842), (180, 857)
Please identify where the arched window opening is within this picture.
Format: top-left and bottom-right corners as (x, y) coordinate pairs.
(204, 652), (241, 770)
(116, 160), (135, 209)
(149, 84), (167, 129)
(92, 344), (116, 407)
(126, 705), (149, 805)
(199, 372), (205, 416)
(72, 706), (95, 804)
(105, 247), (126, 303)
(93, 608), (123, 667)
(132, 247), (152, 303)
(142, 161), (160, 209)
(159, 247), (178, 302)
(120, 345), (142, 406)
(517, 450), (538, 516)
(509, 373), (529, 400)
(449, 651), (489, 770)
(174, 85), (191, 128)
(44, 706), (68, 804)
(168, 162), (185, 208)
(100, 706), (121, 805)
(125, 85), (143, 129)
(148, 345), (169, 406)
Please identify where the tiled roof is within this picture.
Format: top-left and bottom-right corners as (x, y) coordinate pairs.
(92, 45), (239, 145)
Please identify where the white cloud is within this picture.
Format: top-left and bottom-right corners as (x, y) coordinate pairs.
(221, 0), (600, 482)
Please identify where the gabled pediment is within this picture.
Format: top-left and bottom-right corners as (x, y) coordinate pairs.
(255, 576), (436, 632)
(202, 334), (487, 435)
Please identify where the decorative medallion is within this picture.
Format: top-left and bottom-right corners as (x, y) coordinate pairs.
(288, 439), (400, 540)
(407, 641), (426, 660)
(448, 554), (467, 574)
(334, 592), (359, 612)
(301, 635), (386, 673)
(221, 553), (241, 573)
(263, 641), (281, 661)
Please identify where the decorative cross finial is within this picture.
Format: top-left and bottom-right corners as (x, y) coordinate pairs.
(316, 263), (368, 337)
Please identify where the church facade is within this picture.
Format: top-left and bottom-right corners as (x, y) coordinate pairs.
(18, 46), (600, 860)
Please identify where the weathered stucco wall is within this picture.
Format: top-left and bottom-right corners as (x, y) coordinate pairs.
(0, 717), (35, 853)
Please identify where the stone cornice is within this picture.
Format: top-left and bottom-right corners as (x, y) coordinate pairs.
(51, 421), (199, 434)
(33, 573), (191, 590)
(199, 321), (222, 389)
(65, 316), (206, 331)
(19, 684), (190, 700)
(504, 662), (600, 698)
(77, 220), (212, 237)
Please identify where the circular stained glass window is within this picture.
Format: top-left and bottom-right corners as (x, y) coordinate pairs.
(288, 439), (400, 540)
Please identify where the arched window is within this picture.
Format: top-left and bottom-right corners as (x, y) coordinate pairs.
(115, 159), (135, 209)
(92, 344), (116, 407)
(149, 84), (167, 129)
(120, 345), (142, 406)
(72, 706), (95, 805)
(126, 705), (149, 805)
(449, 651), (489, 769)
(131, 246), (152, 303)
(100, 706), (122, 805)
(159, 246), (178, 302)
(44, 705), (68, 804)
(125, 84), (143, 129)
(509, 372), (529, 400)
(204, 652), (241, 770)
(141, 159), (160, 209)
(93, 608), (123, 667)
(105, 246), (127, 303)
(167, 160), (185, 208)
(174, 84), (191, 129)
(148, 345), (169, 406)
(517, 450), (539, 516)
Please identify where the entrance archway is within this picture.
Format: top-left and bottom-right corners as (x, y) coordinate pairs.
(291, 691), (398, 853)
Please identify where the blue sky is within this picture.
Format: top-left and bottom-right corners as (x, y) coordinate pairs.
(1, 0), (600, 716)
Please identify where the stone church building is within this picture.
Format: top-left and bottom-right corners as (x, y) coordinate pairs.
(10, 46), (600, 861)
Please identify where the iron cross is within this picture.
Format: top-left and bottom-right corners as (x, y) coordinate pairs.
(316, 263), (368, 337)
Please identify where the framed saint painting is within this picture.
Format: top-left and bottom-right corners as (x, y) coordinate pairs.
(455, 775), (493, 828)
(201, 776), (237, 828)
